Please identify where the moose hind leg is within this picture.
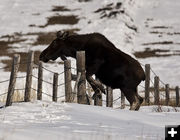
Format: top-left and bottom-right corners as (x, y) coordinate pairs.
(121, 88), (142, 111)
(134, 93), (143, 111)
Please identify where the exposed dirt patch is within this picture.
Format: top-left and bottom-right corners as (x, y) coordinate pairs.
(134, 48), (180, 58)
(29, 5), (80, 28)
(31, 32), (56, 45)
(52, 6), (70, 12)
(0, 37), (27, 57)
(151, 26), (173, 29)
(0, 34), (40, 72)
(32, 13), (40, 16)
(46, 15), (79, 25)
(94, 2), (124, 19)
(125, 23), (137, 32)
(33, 15), (80, 28)
(142, 41), (173, 46)
(1, 51), (41, 72)
(0, 28), (79, 72)
(32, 29), (80, 45)
(146, 18), (153, 21)
(150, 31), (180, 36)
(0, 4), (81, 72)
(78, 0), (92, 2)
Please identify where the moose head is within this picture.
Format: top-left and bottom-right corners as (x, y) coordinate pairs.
(39, 31), (69, 62)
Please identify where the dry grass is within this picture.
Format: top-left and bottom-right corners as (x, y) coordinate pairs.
(142, 98), (178, 107)
(0, 89), (37, 103)
(134, 48), (180, 58)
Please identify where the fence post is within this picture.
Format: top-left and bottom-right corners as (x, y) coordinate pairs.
(6, 54), (20, 107)
(175, 86), (179, 107)
(154, 76), (159, 105)
(165, 84), (169, 106)
(121, 91), (125, 109)
(64, 60), (72, 102)
(53, 73), (58, 102)
(87, 82), (93, 105)
(94, 91), (102, 106)
(76, 51), (87, 104)
(106, 86), (113, 107)
(24, 51), (34, 102)
(145, 64), (150, 105)
(94, 78), (102, 106)
(37, 62), (43, 100)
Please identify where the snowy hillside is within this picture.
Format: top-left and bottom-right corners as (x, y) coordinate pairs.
(1, 101), (180, 140)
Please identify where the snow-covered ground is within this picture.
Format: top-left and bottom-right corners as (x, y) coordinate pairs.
(0, 101), (180, 140)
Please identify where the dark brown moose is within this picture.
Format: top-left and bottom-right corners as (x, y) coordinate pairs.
(39, 31), (145, 110)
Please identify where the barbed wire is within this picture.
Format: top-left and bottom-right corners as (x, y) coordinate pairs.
(0, 66), (11, 70)
(31, 87), (53, 97)
(16, 75), (27, 79)
(57, 95), (65, 99)
(0, 57), (176, 106)
(14, 88), (25, 91)
(0, 92), (8, 96)
(0, 79), (10, 84)
(31, 75), (53, 85)
(31, 87), (65, 99)
(138, 84), (145, 89)
(34, 62), (65, 75)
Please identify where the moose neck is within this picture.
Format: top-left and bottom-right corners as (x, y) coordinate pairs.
(65, 35), (88, 58)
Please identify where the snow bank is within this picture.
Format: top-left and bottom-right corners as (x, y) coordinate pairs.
(0, 101), (180, 140)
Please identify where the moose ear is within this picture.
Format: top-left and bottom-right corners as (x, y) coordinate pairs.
(57, 31), (69, 39)
(57, 31), (63, 39)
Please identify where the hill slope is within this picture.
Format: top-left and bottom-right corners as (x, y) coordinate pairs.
(0, 101), (180, 140)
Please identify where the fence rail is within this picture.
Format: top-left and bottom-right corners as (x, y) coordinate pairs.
(0, 51), (179, 109)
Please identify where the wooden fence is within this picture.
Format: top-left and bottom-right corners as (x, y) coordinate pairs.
(0, 51), (179, 108)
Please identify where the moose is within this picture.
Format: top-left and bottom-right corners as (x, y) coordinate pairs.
(39, 31), (145, 110)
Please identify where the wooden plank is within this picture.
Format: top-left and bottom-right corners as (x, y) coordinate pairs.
(175, 86), (179, 107)
(64, 60), (72, 102)
(52, 73), (58, 102)
(6, 54), (20, 107)
(165, 84), (169, 106)
(87, 82), (93, 105)
(37, 62), (43, 100)
(145, 64), (150, 105)
(106, 86), (113, 107)
(76, 51), (87, 104)
(94, 78), (102, 106)
(121, 91), (125, 109)
(24, 51), (34, 102)
(154, 76), (159, 105)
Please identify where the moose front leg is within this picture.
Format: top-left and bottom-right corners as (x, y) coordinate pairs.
(86, 75), (106, 95)
(85, 59), (106, 95)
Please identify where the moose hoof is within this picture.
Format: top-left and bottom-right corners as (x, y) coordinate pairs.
(130, 100), (143, 111)
(130, 103), (139, 111)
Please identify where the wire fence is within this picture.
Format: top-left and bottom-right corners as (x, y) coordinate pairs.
(0, 52), (179, 109)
